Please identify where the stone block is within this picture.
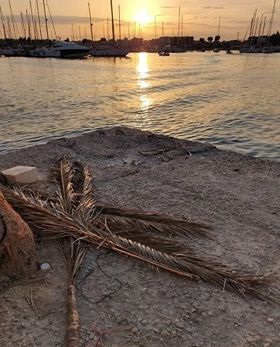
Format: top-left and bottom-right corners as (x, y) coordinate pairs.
(1, 166), (39, 185)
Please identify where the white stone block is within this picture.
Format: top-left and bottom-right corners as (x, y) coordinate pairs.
(1, 166), (39, 185)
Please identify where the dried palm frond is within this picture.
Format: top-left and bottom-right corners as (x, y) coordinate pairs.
(2, 186), (194, 279)
(0, 191), (36, 276)
(63, 238), (86, 347)
(2, 185), (277, 302)
(54, 158), (89, 347)
(71, 161), (96, 212)
(54, 158), (75, 214)
(94, 205), (211, 239)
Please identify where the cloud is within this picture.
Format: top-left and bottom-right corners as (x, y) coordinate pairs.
(52, 15), (105, 25)
(203, 6), (225, 10)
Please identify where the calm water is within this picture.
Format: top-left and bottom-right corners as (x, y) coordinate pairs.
(0, 52), (280, 160)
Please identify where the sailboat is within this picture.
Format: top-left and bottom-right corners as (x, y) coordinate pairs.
(239, 0), (279, 54)
(27, 1), (90, 59)
(89, 1), (129, 57)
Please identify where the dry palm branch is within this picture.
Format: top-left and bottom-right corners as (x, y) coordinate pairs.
(1, 158), (278, 304)
(63, 238), (86, 347)
(53, 159), (88, 347)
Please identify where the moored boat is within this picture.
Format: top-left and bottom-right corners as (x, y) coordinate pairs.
(88, 1), (129, 58)
(29, 41), (90, 59)
(239, 0), (278, 54)
(158, 51), (170, 56)
(239, 46), (263, 53)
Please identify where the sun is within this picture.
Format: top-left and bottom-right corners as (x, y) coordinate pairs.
(134, 9), (152, 25)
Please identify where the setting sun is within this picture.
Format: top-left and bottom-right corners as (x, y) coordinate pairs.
(134, 9), (153, 25)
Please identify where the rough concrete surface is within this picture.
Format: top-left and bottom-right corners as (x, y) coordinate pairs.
(0, 127), (279, 347)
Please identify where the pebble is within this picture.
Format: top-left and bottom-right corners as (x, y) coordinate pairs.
(175, 321), (185, 329)
(40, 263), (51, 271)
(267, 318), (274, 323)
(160, 330), (170, 338)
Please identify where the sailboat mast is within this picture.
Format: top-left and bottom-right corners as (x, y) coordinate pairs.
(36, 0), (43, 40)
(88, 2), (94, 42)
(267, 0), (276, 37)
(106, 17), (109, 39)
(248, 9), (257, 44)
(258, 14), (263, 37)
(8, 0), (18, 39)
(217, 16), (221, 36)
(177, 6), (181, 36)
(79, 25), (81, 41)
(110, 0), (115, 41)
(253, 17), (259, 37)
(29, 0), (38, 40)
(26, 9), (32, 40)
(261, 17), (266, 36)
(42, 0), (49, 40)
(6, 17), (12, 39)
(20, 11), (26, 38)
(0, 6), (7, 40)
(46, 0), (57, 40)
(118, 4), (121, 40)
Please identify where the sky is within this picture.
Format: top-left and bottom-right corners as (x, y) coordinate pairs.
(0, 0), (279, 40)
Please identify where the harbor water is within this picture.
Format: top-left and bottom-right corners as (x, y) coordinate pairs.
(0, 52), (279, 160)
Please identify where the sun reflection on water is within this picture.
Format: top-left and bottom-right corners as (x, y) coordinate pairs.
(139, 94), (152, 111)
(137, 52), (150, 89)
(136, 52), (153, 114)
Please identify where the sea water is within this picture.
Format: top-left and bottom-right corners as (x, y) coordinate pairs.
(0, 52), (279, 160)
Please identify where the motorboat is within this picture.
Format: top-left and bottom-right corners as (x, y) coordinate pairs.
(0, 47), (24, 57)
(29, 41), (90, 59)
(158, 51), (170, 56)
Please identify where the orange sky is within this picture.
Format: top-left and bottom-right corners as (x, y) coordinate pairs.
(1, 0), (279, 40)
